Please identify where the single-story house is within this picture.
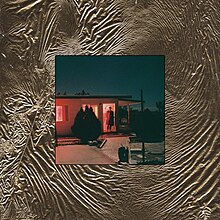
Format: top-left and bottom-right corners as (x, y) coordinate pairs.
(56, 94), (141, 136)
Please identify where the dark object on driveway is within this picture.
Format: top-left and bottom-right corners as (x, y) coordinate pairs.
(118, 145), (129, 163)
(88, 139), (107, 148)
(97, 139), (107, 148)
(88, 140), (99, 146)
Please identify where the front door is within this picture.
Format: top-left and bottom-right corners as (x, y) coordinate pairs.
(103, 103), (116, 132)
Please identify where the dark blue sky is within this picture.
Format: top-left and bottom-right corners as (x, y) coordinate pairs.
(56, 56), (164, 110)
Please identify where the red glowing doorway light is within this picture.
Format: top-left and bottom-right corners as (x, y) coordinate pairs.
(103, 103), (116, 132)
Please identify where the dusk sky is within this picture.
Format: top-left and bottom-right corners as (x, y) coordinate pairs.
(56, 56), (164, 110)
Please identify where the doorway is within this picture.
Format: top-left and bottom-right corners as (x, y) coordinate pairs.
(103, 103), (116, 132)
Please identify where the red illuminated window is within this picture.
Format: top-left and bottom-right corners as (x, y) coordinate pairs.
(56, 106), (68, 122)
(82, 104), (98, 118)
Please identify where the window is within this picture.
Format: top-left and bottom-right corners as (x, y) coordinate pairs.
(82, 104), (98, 118)
(56, 105), (68, 122)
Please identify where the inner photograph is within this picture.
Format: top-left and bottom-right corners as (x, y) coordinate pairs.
(55, 56), (165, 165)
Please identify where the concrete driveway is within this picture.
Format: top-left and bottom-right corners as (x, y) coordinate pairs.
(56, 136), (129, 164)
(56, 136), (164, 165)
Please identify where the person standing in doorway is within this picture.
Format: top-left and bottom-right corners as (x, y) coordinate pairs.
(107, 106), (114, 131)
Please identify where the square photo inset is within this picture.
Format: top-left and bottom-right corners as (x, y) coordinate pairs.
(55, 56), (165, 165)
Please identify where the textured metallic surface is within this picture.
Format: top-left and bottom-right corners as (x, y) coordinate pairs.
(0, 0), (220, 219)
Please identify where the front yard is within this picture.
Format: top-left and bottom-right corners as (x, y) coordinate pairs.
(56, 135), (164, 165)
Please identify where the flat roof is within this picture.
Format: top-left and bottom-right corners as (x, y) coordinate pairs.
(118, 99), (142, 106)
(56, 94), (132, 99)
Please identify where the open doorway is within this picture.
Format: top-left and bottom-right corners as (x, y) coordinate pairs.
(103, 103), (116, 132)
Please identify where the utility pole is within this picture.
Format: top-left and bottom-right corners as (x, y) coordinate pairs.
(141, 89), (145, 164)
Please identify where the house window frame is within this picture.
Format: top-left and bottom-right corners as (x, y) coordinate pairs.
(82, 104), (98, 118)
(56, 105), (68, 122)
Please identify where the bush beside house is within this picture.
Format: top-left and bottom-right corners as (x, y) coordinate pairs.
(71, 106), (101, 143)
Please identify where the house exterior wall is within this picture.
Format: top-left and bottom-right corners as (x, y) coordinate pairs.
(56, 98), (118, 136)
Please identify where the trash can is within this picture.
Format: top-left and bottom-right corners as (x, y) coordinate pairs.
(118, 145), (129, 163)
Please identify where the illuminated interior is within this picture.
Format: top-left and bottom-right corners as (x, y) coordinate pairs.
(82, 104), (98, 118)
(103, 103), (116, 132)
(56, 105), (68, 122)
(56, 106), (63, 121)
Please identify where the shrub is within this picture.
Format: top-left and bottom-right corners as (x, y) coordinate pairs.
(71, 106), (101, 143)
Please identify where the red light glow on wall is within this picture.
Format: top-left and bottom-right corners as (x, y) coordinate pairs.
(56, 106), (63, 121)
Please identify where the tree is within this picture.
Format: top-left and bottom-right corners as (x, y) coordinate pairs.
(130, 108), (164, 142)
(71, 106), (101, 143)
(156, 101), (164, 113)
(71, 107), (84, 138)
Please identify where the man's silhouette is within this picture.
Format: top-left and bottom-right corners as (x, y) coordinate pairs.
(106, 107), (114, 131)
